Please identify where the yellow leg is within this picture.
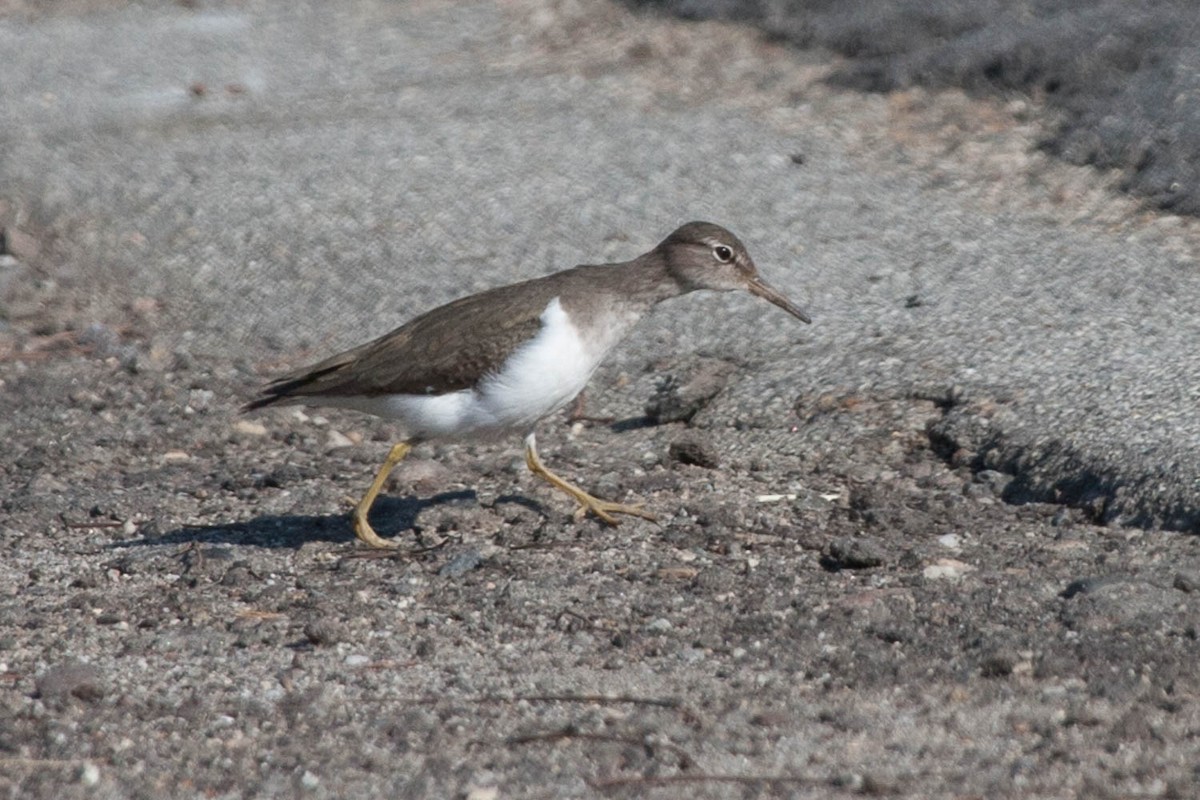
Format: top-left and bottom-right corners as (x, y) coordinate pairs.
(523, 433), (656, 525)
(352, 441), (412, 548)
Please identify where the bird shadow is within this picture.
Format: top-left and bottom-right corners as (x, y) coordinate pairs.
(607, 415), (658, 433)
(111, 490), (479, 550)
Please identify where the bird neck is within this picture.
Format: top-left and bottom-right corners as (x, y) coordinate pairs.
(605, 251), (688, 310)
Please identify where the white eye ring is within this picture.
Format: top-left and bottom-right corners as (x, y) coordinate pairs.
(712, 244), (734, 263)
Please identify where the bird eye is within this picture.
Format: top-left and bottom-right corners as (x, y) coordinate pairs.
(712, 244), (734, 263)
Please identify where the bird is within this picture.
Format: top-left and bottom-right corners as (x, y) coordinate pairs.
(245, 221), (811, 548)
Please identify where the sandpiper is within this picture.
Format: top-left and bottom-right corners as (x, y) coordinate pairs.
(246, 221), (810, 548)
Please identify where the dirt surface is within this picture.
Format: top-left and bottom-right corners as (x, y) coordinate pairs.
(635, 0), (1200, 216)
(3, 1), (1200, 799)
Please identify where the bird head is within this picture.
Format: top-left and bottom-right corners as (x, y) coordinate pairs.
(657, 221), (811, 324)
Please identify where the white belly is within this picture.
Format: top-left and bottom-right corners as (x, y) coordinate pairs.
(325, 297), (617, 439)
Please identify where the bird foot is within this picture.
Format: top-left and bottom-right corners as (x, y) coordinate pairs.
(571, 494), (658, 526)
(353, 511), (400, 549)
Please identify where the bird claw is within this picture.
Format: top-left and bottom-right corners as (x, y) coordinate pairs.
(353, 513), (401, 549)
(573, 497), (657, 526)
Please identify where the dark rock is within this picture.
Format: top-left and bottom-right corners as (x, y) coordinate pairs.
(645, 357), (736, 424)
(668, 437), (719, 469)
(303, 619), (345, 647)
(822, 537), (886, 570)
(979, 652), (1016, 678)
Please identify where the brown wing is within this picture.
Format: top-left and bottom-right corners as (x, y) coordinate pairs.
(244, 273), (571, 410)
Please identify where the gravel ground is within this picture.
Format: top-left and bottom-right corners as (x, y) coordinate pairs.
(3, 1), (1200, 798)
(635, 0), (1200, 215)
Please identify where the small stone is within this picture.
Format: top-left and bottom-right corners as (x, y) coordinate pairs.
(344, 654), (370, 668)
(465, 787), (498, 800)
(78, 762), (101, 787)
(979, 652), (1016, 678)
(188, 388), (214, 410)
(823, 538), (886, 570)
(303, 619), (345, 646)
(668, 437), (719, 469)
(439, 550), (483, 578)
(923, 559), (975, 580)
(656, 566), (699, 581)
(300, 771), (320, 790)
(644, 617), (673, 634)
(1174, 571), (1199, 593)
(756, 493), (796, 503)
(325, 430), (354, 450)
(937, 533), (961, 550)
(233, 419), (268, 437)
(162, 450), (191, 463)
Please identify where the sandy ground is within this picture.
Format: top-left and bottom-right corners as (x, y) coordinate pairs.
(2, 1), (1200, 798)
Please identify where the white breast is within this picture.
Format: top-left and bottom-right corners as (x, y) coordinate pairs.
(324, 297), (622, 440)
(470, 296), (598, 430)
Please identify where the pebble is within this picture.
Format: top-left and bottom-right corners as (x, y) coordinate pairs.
(303, 619), (345, 646)
(824, 537), (886, 570)
(343, 654), (370, 668)
(1173, 571), (1199, 593)
(439, 550), (483, 578)
(923, 559), (975, 580)
(233, 419), (268, 437)
(79, 761), (101, 787)
(188, 388), (214, 410)
(668, 437), (719, 468)
(656, 566), (699, 581)
(325, 430), (355, 450)
(937, 533), (961, 550)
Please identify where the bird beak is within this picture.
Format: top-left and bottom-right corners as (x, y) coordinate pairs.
(746, 276), (812, 324)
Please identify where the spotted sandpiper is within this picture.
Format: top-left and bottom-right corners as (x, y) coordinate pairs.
(245, 221), (810, 548)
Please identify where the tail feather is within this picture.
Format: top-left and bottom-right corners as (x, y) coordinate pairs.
(242, 361), (346, 413)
